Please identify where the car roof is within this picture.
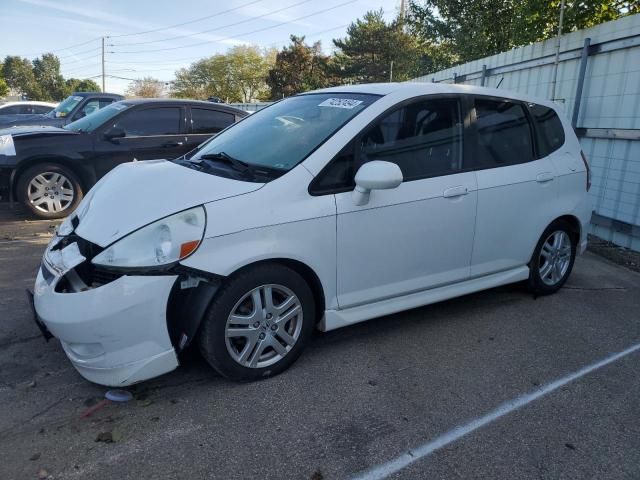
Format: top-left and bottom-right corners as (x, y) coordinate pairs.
(117, 98), (248, 116)
(72, 92), (124, 99)
(308, 82), (559, 110)
(0, 101), (58, 107)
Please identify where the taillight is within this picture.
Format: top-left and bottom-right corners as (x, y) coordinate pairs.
(580, 150), (591, 191)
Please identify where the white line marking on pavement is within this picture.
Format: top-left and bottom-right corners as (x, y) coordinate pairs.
(352, 342), (640, 480)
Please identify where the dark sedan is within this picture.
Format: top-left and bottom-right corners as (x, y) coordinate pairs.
(0, 92), (124, 128)
(0, 99), (247, 218)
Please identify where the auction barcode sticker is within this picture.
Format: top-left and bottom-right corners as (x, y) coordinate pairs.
(318, 98), (363, 109)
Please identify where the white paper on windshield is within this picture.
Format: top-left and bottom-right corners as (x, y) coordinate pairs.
(111, 104), (127, 110)
(0, 135), (16, 156)
(318, 98), (363, 109)
(72, 95), (83, 101)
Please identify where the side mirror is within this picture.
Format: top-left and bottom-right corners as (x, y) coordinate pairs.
(103, 126), (126, 142)
(353, 160), (403, 206)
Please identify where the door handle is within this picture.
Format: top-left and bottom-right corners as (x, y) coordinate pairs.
(443, 186), (469, 198)
(536, 172), (555, 183)
(163, 141), (184, 147)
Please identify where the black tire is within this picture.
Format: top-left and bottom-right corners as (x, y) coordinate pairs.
(199, 264), (316, 381)
(16, 163), (83, 219)
(527, 219), (577, 296)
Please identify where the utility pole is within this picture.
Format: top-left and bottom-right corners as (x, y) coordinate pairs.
(550, 0), (565, 101)
(101, 37), (106, 92)
(399, 0), (406, 23)
(390, 61), (394, 82)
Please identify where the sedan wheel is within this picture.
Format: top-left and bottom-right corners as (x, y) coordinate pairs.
(27, 171), (75, 214)
(17, 163), (83, 219)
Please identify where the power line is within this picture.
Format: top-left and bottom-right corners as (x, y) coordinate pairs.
(110, 0), (313, 47)
(57, 46), (101, 61)
(103, 23), (349, 68)
(9, 37), (100, 57)
(107, 0), (267, 38)
(108, 0), (357, 54)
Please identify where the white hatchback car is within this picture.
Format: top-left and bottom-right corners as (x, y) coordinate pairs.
(33, 83), (591, 386)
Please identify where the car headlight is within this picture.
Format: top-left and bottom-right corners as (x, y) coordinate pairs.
(92, 206), (206, 268)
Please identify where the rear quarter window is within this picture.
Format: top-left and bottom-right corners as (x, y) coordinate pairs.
(191, 108), (235, 134)
(529, 104), (565, 157)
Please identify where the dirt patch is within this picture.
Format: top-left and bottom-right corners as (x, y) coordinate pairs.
(588, 235), (640, 273)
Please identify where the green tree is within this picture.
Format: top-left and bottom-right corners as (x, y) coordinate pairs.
(332, 10), (427, 83)
(0, 63), (8, 98)
(32, 53), (65, 101)
(173, 46), (275, 102)
(64, 78), (101, 95)
(2, 56), (39, 99)
(407, 0), (639, 65)
(0, 78), (8, 98)
(267, 35), (331, 99)
(125, 76), (165, 97)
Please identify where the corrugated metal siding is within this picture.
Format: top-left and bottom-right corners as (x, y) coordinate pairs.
(413, 14), (640, 251)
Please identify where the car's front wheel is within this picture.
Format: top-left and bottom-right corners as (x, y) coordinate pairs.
(528, 220), (577, 295)
(16, 163), (83, 219)
(199, 264), (316, 381)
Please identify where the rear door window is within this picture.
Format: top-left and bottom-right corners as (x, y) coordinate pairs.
(1, 105), (21, 114)
(116, 107), (182, 136)
(191, 108), (235, 134)
(529, 104), (565, 157)
(474, 98), (534, 168)
(33, 105), (54, 114)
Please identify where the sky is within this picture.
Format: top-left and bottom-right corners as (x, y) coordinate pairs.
(0, 0), (400, 95)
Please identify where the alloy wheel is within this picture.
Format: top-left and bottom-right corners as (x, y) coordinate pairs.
(225, 284), (303, 368)
(538, 230), (572, 286)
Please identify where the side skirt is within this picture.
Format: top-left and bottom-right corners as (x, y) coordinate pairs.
(319, 266), (530, 332)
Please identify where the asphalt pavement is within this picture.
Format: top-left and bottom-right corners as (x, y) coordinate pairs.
(0, 204), (639, 480)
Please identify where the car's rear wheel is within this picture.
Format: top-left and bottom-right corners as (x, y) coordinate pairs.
(199, 264), (315, 381)
(17, 163), (83, 219)
(528, 220), (576, 295)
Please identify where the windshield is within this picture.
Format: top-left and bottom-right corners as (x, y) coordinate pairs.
(47, 95), (84, 118)
(65, 103), (130, 133)
(185, 93), (379, 174)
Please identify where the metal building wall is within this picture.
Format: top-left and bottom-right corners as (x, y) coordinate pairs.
(412, 14), (640, 251)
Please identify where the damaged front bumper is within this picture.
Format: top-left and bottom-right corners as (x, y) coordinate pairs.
(33, 236), (180, 386)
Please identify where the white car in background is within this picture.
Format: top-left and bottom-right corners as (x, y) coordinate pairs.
(32, 82), (592, 386)
(0, 101), (57, 116)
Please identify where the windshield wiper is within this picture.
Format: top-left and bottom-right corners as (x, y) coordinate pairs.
(199, 152), (256, 180)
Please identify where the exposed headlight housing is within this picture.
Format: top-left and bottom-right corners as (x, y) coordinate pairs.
(92, 206), (206, 268)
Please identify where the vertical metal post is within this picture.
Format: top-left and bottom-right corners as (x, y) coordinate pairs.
(550, 0), (566, 100)
(571, 37), (591, 129)
(101, 37), (106, 92)
(390, 61), (394, 82)
(480, 64), (487, 86)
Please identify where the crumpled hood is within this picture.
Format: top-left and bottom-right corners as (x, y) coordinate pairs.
(75, 160), (264, 247)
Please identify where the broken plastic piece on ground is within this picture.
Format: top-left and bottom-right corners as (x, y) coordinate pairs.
(105, 389), (133, 402)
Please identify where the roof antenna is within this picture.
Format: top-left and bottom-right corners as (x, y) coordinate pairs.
(496, 77), (504, 89)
